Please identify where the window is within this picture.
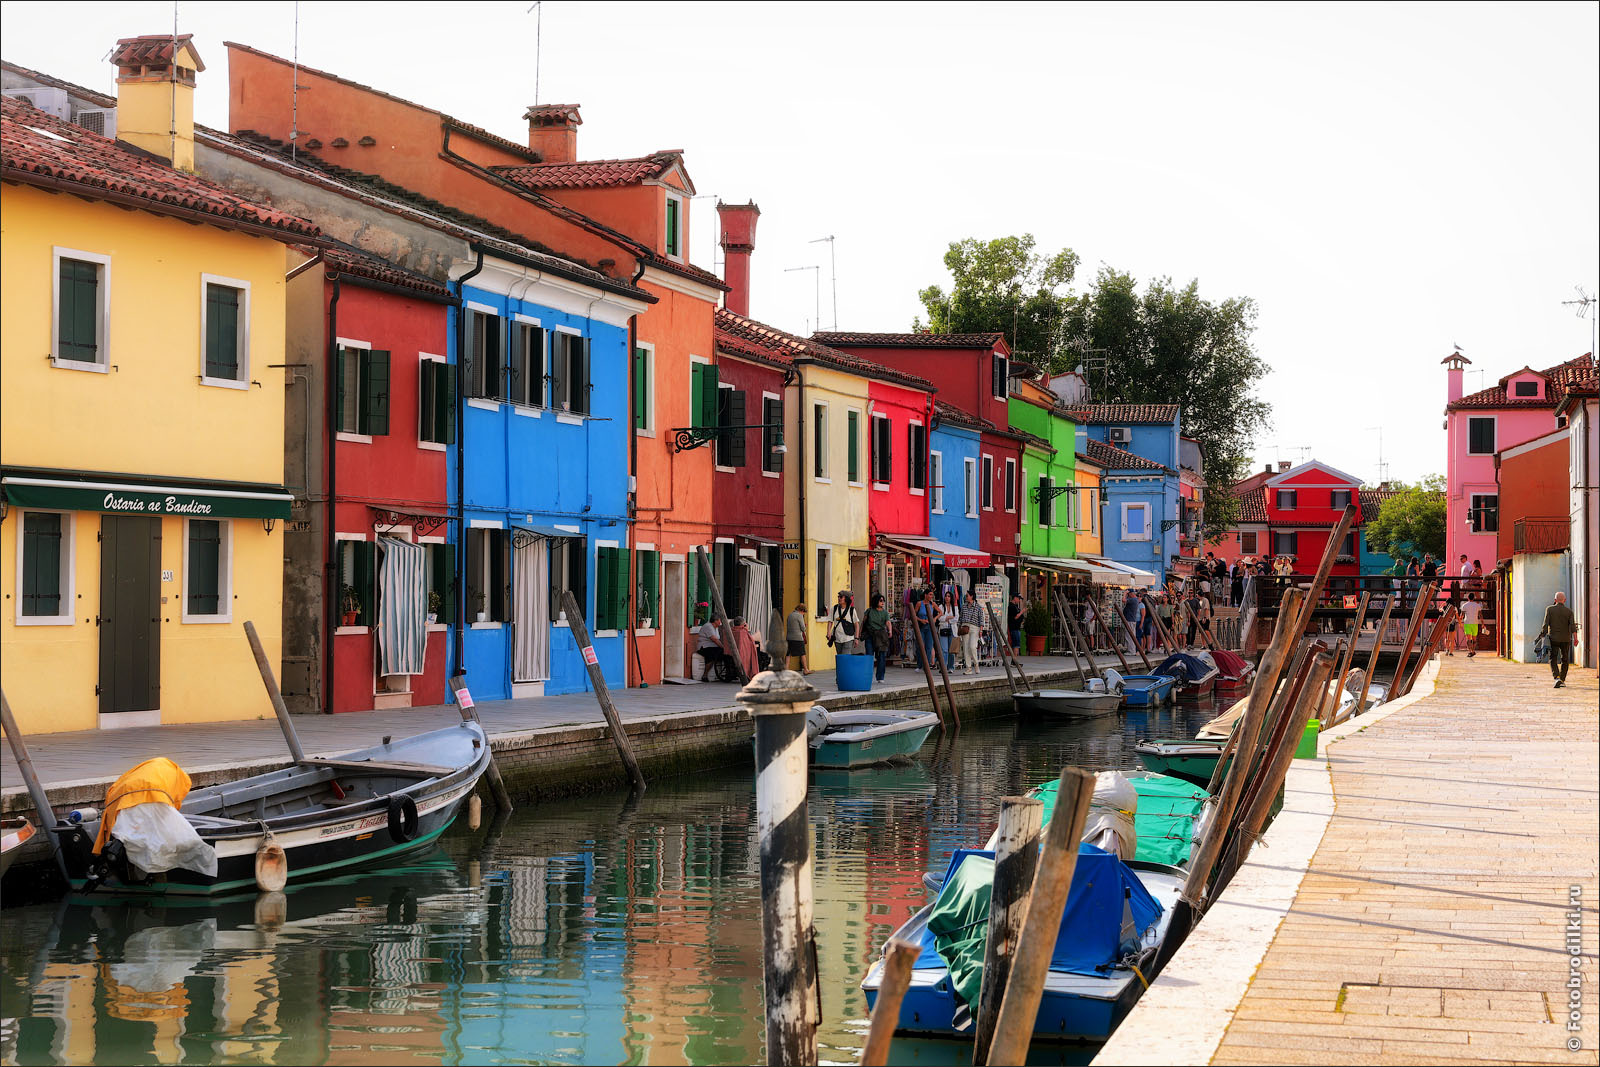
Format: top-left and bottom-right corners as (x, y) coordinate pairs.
(665, 196), (682, 258)
(846, 409), (861, 483)
(1513, 380), (1538, 397)
(762, 395), (783, 473)
(1467, 417), (1495, 455)
(336, 346), (390, 436)
(1470, 493), (1499, 534)
(508, 320), (546, 407)
(908, 422), (927, 492)
(1239, 531), (1258, 555)
(815, 547), (831, 618)
(1339, 531), (1357, 558)
(427, 542), (456, 623)
(550, 332), (591, 415)
(18, 511), (73, 623)
(547, 536), (587, 622)
(812, 402), (829, 478)
(929, 450), (944, 512)
(53, 248), (109, 368)
(595, 545), (629, 631)
(1004, 458), (1017, 512)
(466, 310), (503, 400)
(1272, 531), (1298, 557)
(418, 358), (456, 444)
(1275, 489), (1297, 510)
(717, 386), (747, 468)
(691, 361), (719, 429)
(338, 539), (377, 628)
(466, 528), (511, 624)
(633, 345), (653, 432)
(635, 548), (659, 628)
(1122, 502), (1151, 541)
(964, 457), (978, 518)
(991, 353), (1009, 399)
(1330, 489), (1352, 510)
(871, 414), (892, 483)
(202, 277), (249, 384)
(981, 454), (994, 510)
(1038, 476), (1053, 527)
(183, 518), (231, 621)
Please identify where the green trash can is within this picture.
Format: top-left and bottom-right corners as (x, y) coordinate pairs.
(1295, 718), (1321, 759)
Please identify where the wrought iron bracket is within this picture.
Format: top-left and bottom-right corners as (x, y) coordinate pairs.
(371, 508), (453, 537)
(1031, 484), (1076, 504)
(670, 423), (786, 454)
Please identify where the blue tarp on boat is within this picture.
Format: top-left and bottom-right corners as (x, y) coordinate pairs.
(1155, 653), (1213, 683)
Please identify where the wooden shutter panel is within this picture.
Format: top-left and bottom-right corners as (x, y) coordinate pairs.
(576, 337), (591, 415)
(490, 530), (511, 622)
(418, 360), (436, 442)
(766, 398), (784, 473)
(550, 333), (568, 410)
(439, 361), (457, 444)
(335, 348), (349, 433)
(527, 327), (545, 406)
(506, 323), (524, 405)
(59, 259), (99, 361)
(639, 549), (659, 626)
(596, 547), (613, 630)
(634, 349), (647, 429)
(464, 311), (481, 398)
(699, 364), (720, 428)
(847, 413), (859, 483)
(355, 540), (377, 627)
(363, 350), (391, 435)
(728, 391), (747, 467)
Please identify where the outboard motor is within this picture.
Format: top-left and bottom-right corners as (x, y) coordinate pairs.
(1103, 667), (1125, 693)
(804, 705), (830, 745)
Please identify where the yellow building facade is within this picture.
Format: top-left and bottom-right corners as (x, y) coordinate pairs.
(0, 54), (314, 734)
(1074, 454), (1105, 556)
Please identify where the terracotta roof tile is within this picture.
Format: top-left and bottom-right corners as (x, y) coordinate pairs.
(1236, 486), (1268, 523)
(1358, 487), (1397, 524)
(933, 400), (992, 433)
(813, 330), (1006, 349)
(1085, 437), (1171, 472)
(715, 310), (934, 392)
(2, 97), (319, 240)
(111, 34), (205, 72)
(316, 242), (452, 300)
(1060, 403), (1180, 425)
(495, 151), (683, 189)
(1447, 353), (1595, 411)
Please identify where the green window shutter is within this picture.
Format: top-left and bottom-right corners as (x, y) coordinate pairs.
(550, 333), (569, 410)
(464, 311), (481, 398)
(690, 364), (704, 430)
(575, 337), (591, 415)
(665, 198), (679, 256)
(362, 350), (391, 436)
(728, 391), (747, 467)
(418, 360), (437, 442)
(186, 520), (222, 615)
(527, 327), (545, 406)
(847, 412), (859, 483)
(335, 348), (350, 433)
(355, 540), (377, 627)
(634, 348), (648, 429)
(440, 361), (457, 444)
(638, 549), (659, 626)
(58, 258), (99, 362)
(21, 512), (63, 616)
(612, 546), (629, 630)
(698, 364), (720, 429)
(763, 397), (784, 473)
(686, 556), (700, 626)
(596, 547), (614, 630)
(506, 323), (524, 405)
(205, 283), (240, 380)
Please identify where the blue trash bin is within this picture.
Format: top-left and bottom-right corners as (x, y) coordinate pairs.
(835, 654), (875, 692)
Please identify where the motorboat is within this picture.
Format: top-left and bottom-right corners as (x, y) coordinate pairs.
(804, 707), (939, 768)
(1013, 688), (1123, 718)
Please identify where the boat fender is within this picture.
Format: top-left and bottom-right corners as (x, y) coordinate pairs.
(388, 795), (419, 843)
(254, 840), (288, 893)
(467, 794), (482, 831)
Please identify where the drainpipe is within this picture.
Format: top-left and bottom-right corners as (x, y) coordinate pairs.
(796, 366), (808, 617)
(322, 276), (341, 715)
(453, 247), (487, 678)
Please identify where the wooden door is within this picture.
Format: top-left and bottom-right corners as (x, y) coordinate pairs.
(98, 515), (161, 714)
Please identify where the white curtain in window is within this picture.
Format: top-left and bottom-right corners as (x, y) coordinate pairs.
(377, 538), (427, 675)
(513, 536), (549, 681)
(741, 559), (772, 652)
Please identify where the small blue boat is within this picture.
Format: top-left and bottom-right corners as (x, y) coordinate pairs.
(1120, 674), (1178, 706)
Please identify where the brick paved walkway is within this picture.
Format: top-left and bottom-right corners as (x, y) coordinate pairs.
(1212, 657), (1599, 1065)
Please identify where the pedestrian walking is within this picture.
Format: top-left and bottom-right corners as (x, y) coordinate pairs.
(1007, 593), (1026, 654)
(938, 590), (959, 668)
(786, 603), (810, 674)
(1230, 564), (1244, 607)
(914, 588), (940, 668)
(829, 590), (860, 656)
(1459, 594), (1482, 657)
(863, 593), (893, 682)
(1183, 586), (1208, 648)
(1121, 589), (1144, 655)
(957, 590), (983, 674)
(1538, 591), (1580, 688)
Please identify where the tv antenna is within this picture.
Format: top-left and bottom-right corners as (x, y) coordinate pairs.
(1564, 286), (1598, 355)
(785, 265), (820, 336)
(1366, 425), (1389, 485)
(809, 236), (838, 330)
(1274, 444), (1312, 467)
(526, 2), (543, 105)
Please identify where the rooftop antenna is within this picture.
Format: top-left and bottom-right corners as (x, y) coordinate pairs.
(290, 1), (299, 161)
(527, 2), (543, 105)
(809, 236), (838, 329)
(1366, 425), (1388, 485)
(170, 1), (179, 166)
(1564, 285), (1598, 355)
(785, 265), (820, 336)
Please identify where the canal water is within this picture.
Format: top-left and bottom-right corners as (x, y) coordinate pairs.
(0, 702), (1223, 1066)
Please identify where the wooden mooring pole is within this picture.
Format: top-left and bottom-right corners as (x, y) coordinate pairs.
(0, 688), (70, 882)
(561, 589), (647, 794)
(742, 670), (823, 1067)
(447, 675), (515, 813)
(1353, 592), (1397, 716)
(986, 605), (1034, 692)
(859, 937), (919, 1067)
(1389, 581), (1436, 701)
(911, 611), (953, 728)
(243, 620), (307, 763)
(1083, 594), (1134, 674)
(972, 796), (1044, 1066)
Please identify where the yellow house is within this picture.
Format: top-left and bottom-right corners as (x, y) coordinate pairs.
(0, 38), (321, 734)
(1074, 447), (1105, 556)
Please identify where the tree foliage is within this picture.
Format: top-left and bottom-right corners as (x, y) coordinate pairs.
(1364, 475), (1447, 562)
(915, 239), (1272, 544)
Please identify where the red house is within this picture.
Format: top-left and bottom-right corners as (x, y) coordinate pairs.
(1249, 459), (1363, 578)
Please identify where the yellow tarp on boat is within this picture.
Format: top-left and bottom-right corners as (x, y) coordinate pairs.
(93, 758), (192, 854)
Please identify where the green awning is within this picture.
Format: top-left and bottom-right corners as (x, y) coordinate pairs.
(2, 473), (293, 520)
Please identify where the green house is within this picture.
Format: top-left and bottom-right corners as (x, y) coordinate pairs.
(1009, 396), (1078, 560)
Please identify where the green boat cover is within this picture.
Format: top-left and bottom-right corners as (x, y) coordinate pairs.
(1033, 773), (1206, 867)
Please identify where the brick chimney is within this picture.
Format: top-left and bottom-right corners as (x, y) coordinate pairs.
(524, 104), (581, 164)
(1442, 350), (1471, 405)
(1278, 460), (1292, 472)
(718, 201), (760, 317)
(110, 34), (203, 171)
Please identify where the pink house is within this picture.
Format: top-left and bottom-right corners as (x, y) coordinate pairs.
(1443, 351), (1595, 570)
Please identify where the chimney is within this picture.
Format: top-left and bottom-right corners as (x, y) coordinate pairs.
(718, 201), (760, 317)
(1278, 460), (1292, 472)
(1442, 350), (1471, 405)
(1264, 464), (1273, 475)
(110, 34), (203, 171)
(525, 104), (581, 164)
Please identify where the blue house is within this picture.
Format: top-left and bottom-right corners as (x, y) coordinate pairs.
(450, 251), (652, 698)
(928, 402), (986, 554)
(1065, 404), (1184, 584)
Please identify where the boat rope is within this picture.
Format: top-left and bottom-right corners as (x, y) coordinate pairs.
(1130, 963), (1151, 990)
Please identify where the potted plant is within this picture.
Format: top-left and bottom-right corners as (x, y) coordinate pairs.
(427, 590), (442, 625)
(472, 590), (488, 624)
(693, 601), (710, 626)
(340, 585), (361, 628)
(1023, 602), (1051, 655)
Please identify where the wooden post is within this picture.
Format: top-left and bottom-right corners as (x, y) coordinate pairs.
(1312, 638), (1345, 724)
(0, 688), (70, 882)
(986, 605), (1034, 691)
(244, 620), (307, 764)
(972, 796), (1044, 1066)
(1405, 603), (1458, 696)
(910, 611), (951, 728)
(1050, 589), (1089, 681)
(1083, 594), (1134, 674)
(1227, 640), (1324, 847)
(985, 767), (1096, 1067)
(859, 937), (919, 1067)
(447, 675), (514, 813)
(1141, 592), (1181, 656)
(991, 608), (1019, 694)
(743, 670), (823, 1067)
(1389, 581), (1435, 702)
(1061, 603), (1103, 685)
(1327, 593), (1371, 726)
(1353, 592), (1397, 716)
(1203, 637), (1314, 797)
(561, 589), (648, 794)
(929, 616), (962, 728)
(695, 546), (751, 685)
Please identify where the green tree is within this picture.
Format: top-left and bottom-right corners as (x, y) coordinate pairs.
(1364, 476), (1447, 561)
(915, 235), (1080, 361)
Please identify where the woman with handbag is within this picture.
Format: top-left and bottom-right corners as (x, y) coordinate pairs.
(829, 590), (860, 656)
(863, 593), (894, 682)
(938, 590), (959, 668)
(957, 591), (983, 674)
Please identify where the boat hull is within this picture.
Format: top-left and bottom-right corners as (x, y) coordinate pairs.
(1013, 689), (1123, 717)
(1120, 675), (1177, 706)
(812, 714), (937, 769)
(1134, 740), (1226, 787)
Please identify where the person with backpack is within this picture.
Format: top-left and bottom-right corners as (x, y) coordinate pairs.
(828, 590), (860, 656)
(863, 593), (894, 682)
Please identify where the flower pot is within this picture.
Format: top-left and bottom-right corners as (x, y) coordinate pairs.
(342, 612), (357, 627)
(476, 611), (488, 623)
(1026, 635), (1048, 656)
(426, 613), (438, 625)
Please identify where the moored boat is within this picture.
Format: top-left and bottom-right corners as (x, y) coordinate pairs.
(1134, 739), (1227, 788)
(805, 707), (938, 768)
(1, 816), (37, 878)
(1013, 688), (1123, 717)
(1119, 674), (1177, 706)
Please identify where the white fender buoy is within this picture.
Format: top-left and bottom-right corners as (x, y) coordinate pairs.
(255, 840), (288, 893)
(468, 794), (482, 831)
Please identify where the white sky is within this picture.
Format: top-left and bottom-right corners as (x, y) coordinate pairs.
(4, 0), (1595, 485)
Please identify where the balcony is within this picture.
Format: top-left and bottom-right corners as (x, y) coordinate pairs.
(1513, 517), (1570, 553)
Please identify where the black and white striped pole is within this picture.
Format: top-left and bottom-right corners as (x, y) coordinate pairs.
(741, 668), (821, 1067)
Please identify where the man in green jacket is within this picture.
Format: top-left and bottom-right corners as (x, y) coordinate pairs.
(1539, 591), (1580, 688)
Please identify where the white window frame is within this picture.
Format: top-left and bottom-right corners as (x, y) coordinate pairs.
(1275, 488), (1297, 511)
(180, 517), (233, 624)
(334, 532), (371, 635)
(14, 509), (75, 626)
(812, 400), (831, 483)
(199, 272), (251, 389)
(814, 545), (832, 618)
(992, 353), (1009, 400)
(929, 450), (945, 513)
(1121, 501), (1152, 541)
(334, 336), (374, 444)
(981, 453), (994, 512)
(550, 323), (586, 424)
(846, 407), (866, 487)
(1466, 415), (1497, 456)
(1004, 457), (1017, 513)
(635, 341), (656, 437)
(1469, 492), (1499, 534)
(467, 522), (503, 630)
(761, 391), (782, 479)
(510, 312), (545, 412)
(870, 412), (891, 489)
(716, 381), (738, 473)
(964, 457), (978, 518)
(665, 194), (686, 262)
(51, 246), (111, 373)
(907, 418), (925, 497)
(417, 353), (449, 452)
